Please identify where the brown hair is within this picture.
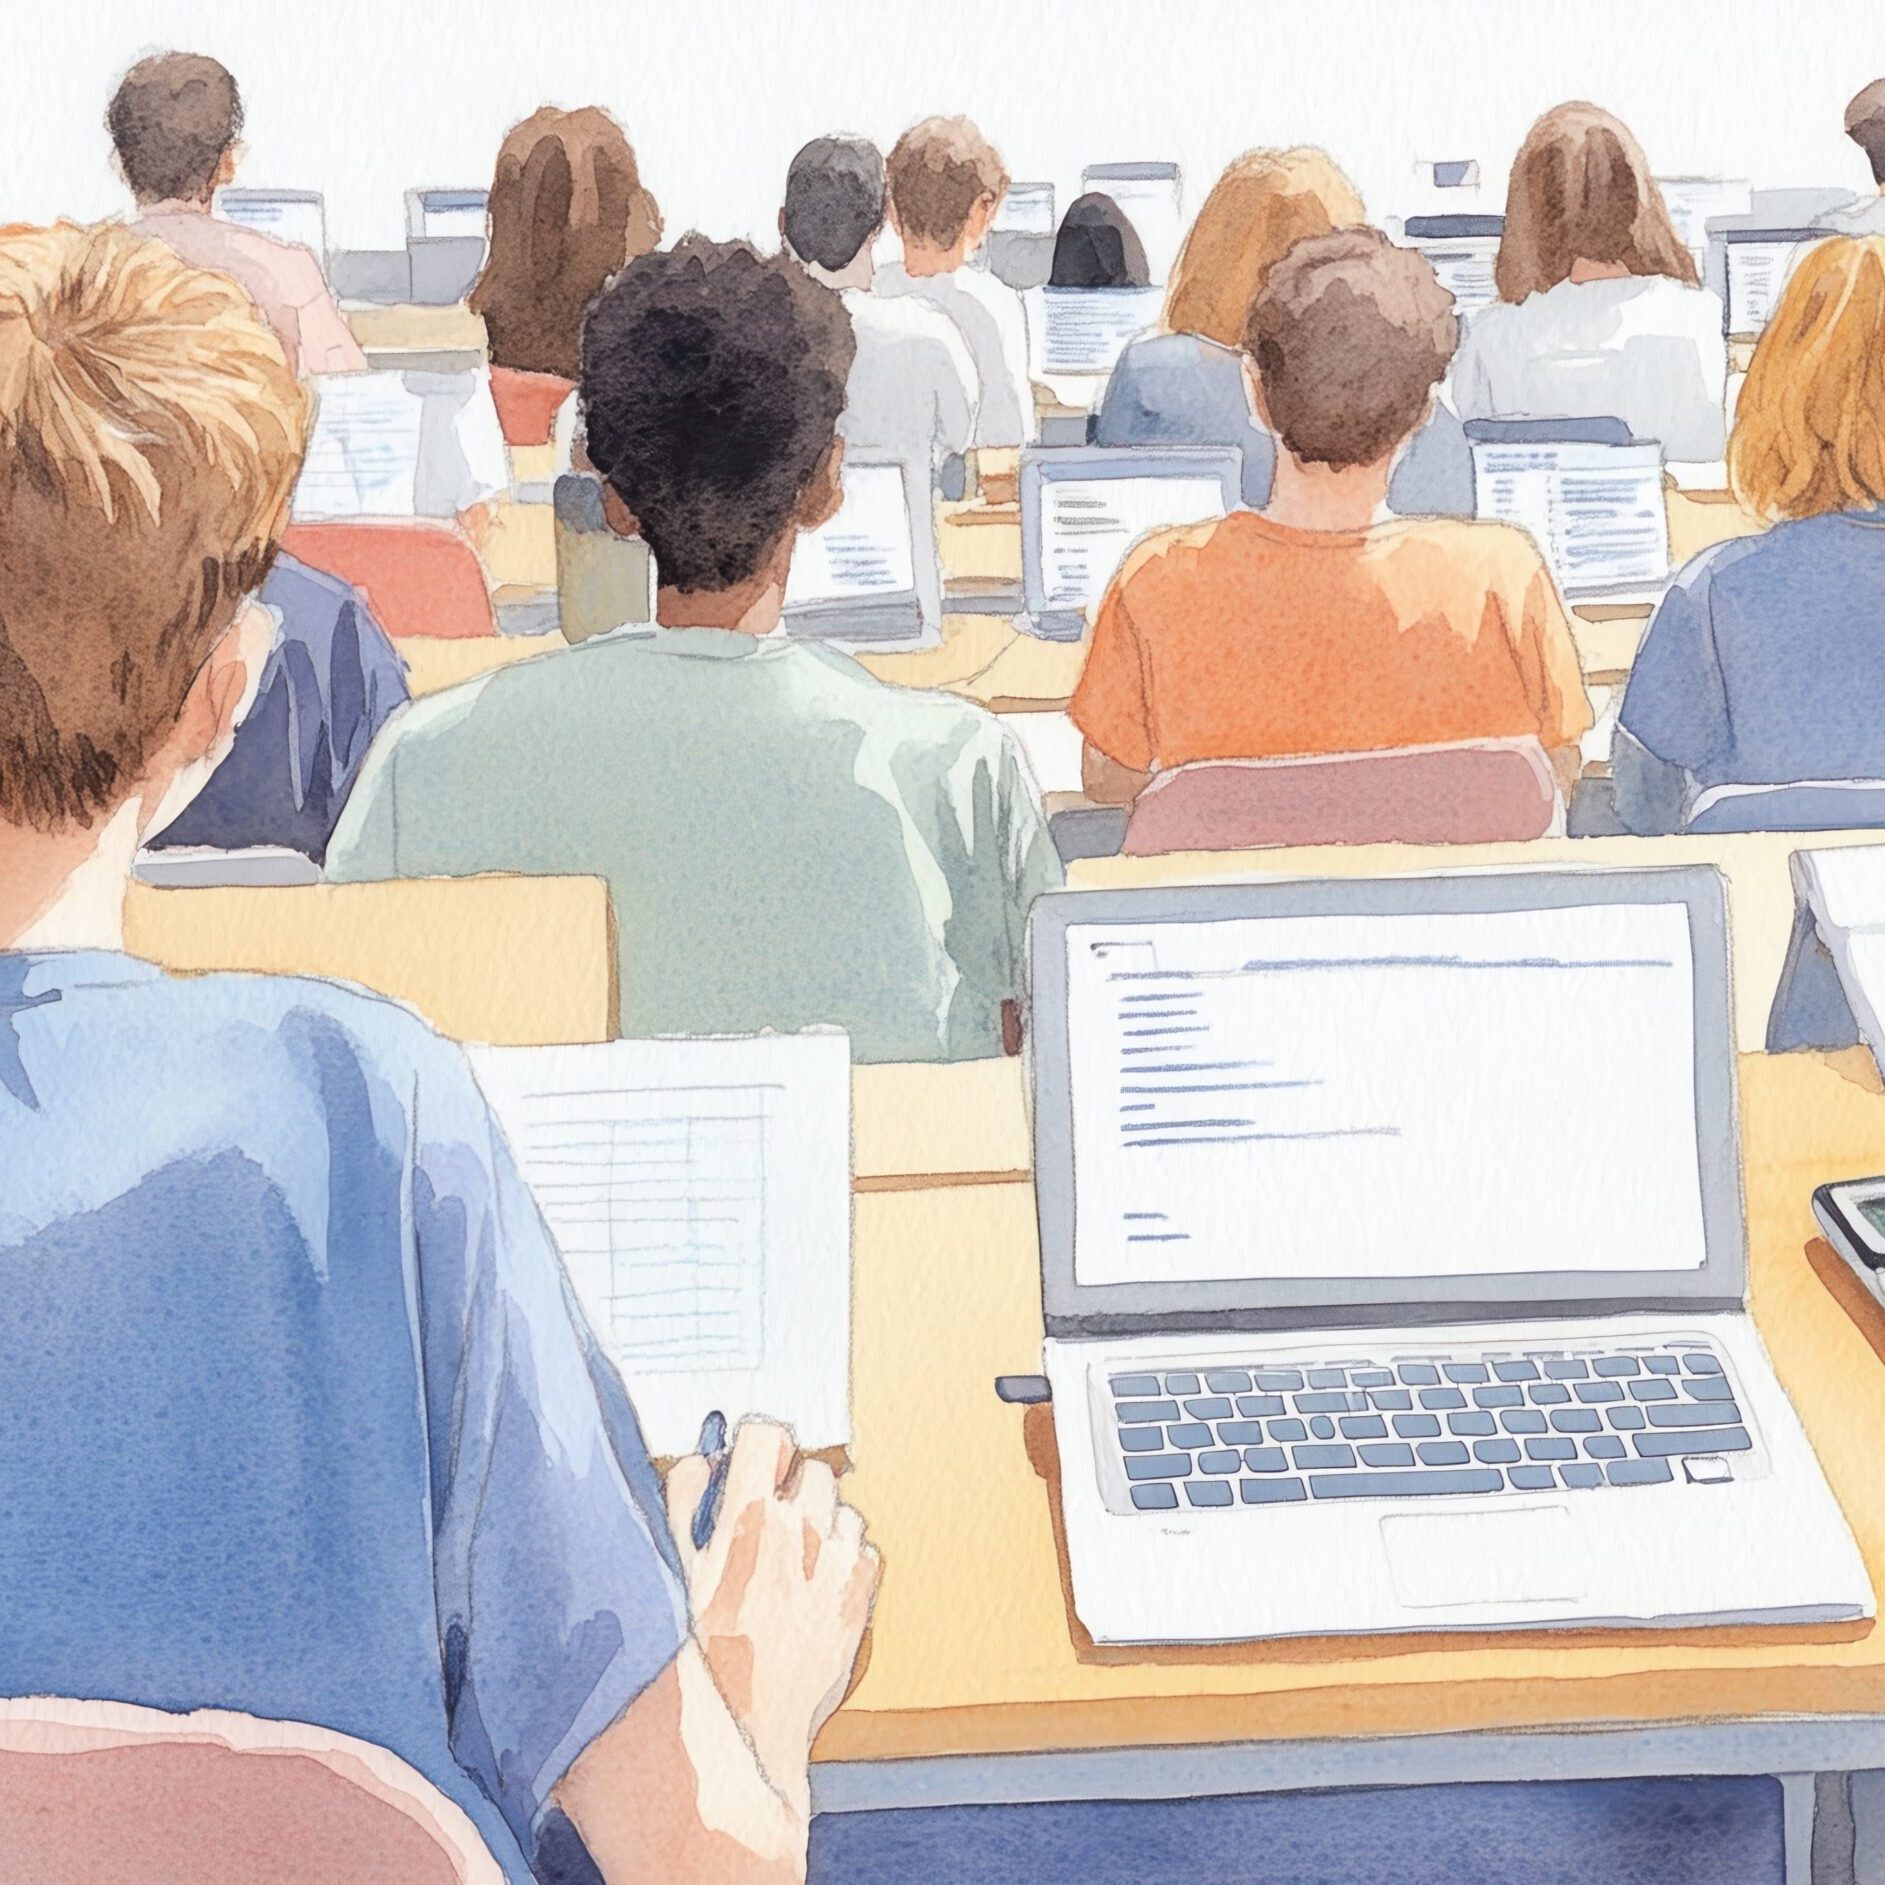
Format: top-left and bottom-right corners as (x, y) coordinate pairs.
(1495, 102), (1698, 303)
(1246, 227), (1458, 471)
(470, 106), (662, 381)
(1847, 79), (1885, 186)
(884, 117), (1008, 249)
(1729, 235), (1885, 520)
(0, 224), (308, 831)
(1165, 148), (1365, 348)
(106, 52), (242, 206)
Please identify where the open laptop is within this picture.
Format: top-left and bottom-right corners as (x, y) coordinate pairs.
(1081, 162), (1183, 284)
(1400, 213), (1503, 318)
(1019, 445), (1241, 642)
(1026, 285), (1164, 410)
(782, 461), (929, 651)
(215, 188), (327, 262)
(1029, 868), (1871, 1643)
(1721, 225), (1822, 339)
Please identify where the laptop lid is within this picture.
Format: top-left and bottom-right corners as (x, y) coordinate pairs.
(406, 188), (489, 241)
(782, 461), (928, 650)
(1020, 446), (1241, 640)
(215, 188), (327, 261)
(1028, 868), (1744, 1339)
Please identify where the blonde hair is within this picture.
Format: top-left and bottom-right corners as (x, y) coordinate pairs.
(1495, 102), (1698, 304)
(1729, 235), (1885, 520)
(885, 117), (1008, 248)
(1163, 148), (1365, 349)
(0, 222), (309, 831)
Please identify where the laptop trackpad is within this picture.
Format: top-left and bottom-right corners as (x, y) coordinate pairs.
(1381, 1507), (1591, 1608)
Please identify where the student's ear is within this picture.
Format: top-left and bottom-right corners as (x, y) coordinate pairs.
(797, 438), (845, 531)
(599, 480), (643, 542)
(963, 192), (999, 252)
(212, 144), (240, 193)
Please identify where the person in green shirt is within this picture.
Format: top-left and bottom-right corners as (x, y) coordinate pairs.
(326, 237), (1061, 1062)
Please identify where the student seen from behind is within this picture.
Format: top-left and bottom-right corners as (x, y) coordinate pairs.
(875, 116), (1035, 447)
(110, 50), (366, 376)
(781, 134), (976, 638)
(1074, 228), (1591, 808)
(1048, 192), (1149, 289)
(328, 238), (1062, 1062)
(1095, 147), (1474, 515)
(1820, 80), (1885, 236)
(0, 221), (874, 1885)
(1616, 235), (1885, 833)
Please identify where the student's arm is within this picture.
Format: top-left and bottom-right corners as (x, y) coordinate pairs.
(1503, 536), (1593, 796)
(1612, 565), (1730, 835)
(930, 324), (977, 459)
(1070, 567), (1157, 804)
(323, 714), (402, 878)
(1082, 744), (1152, 804)
(287, 250), (369, 375)
(1610, 724), (1692, 836)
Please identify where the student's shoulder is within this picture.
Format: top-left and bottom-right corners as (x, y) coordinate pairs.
(790, 641), (1018, 756)
(1108, 510), (1256, 600)
(1373, 514), (1557, 587)
(849, 288), (971, 362)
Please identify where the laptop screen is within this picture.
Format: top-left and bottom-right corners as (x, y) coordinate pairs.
(1419, 240), (1500, 314)
(216, 192), (326, 259)
(784, 463), (915, 607)
(1061, 900), (1707, 1289)
(1034, 469), (1228, 612)
(996, 182), (1055, 235)
(1032, 285), (1164, 378)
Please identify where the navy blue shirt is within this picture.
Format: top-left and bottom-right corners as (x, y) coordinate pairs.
(0, 953), (688, 1881)
(1616, 511), (1885, 832)
(148, 553), (410, 862)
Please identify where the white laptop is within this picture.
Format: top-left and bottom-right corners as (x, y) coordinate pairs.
(405, 188), (490, 241)
(1020, 446), (1241, 641)
(1081, 162), (1183, 284)
(1025, 285), (1164, 410)
(1028, 868), (1870, 1644)
(1723, 226), (1823, 338)
(782, 461), (929, 651)
(215, 187), (327, 261)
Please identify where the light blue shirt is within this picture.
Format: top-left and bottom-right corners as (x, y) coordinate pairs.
(1094, 329), (1477, 517)
(0, 952), (688, 1883)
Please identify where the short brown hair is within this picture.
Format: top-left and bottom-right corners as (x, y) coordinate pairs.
(1246, 228), (1458, 471)
(106, 52), (242, 205)
(1846, 79), (1885, 185)
(1165, 148), (1365, 349)
(1494, 102), (1698, 304)
(885, 117), (1008, 248)
(1730, 235), (1885, 520)
(470, 106), (661, 381)
(0, 224), (309, 831)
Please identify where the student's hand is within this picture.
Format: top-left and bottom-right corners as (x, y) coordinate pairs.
(665, 1419), (880, 1818)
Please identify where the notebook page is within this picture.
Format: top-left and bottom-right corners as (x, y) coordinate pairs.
(293, 372), (425, 519)
(469, 1034), (852, 1455)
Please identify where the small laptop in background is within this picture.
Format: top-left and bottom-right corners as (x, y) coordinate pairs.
(1020, 445), (1241, 641)
(983, 181), (1056, 292)
(1081, 161), (1184, 285)
(215, 188), (327, 263)
(1399, 213), (1503, 318)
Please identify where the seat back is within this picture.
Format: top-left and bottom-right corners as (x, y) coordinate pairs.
(489, 366), (576, 447)
(0, 1697), (500, 1885)
(554, 471), (654, 644)
(281, 521), (496, 640)
(1122, 739), (1561, 856)
(1686, 778), (1885, 834)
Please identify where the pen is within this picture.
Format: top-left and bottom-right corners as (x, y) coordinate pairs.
(690, 1408), (731, 1551)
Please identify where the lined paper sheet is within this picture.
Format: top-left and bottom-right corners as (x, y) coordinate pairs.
(469, 1034), (852, 1455)
(293, 371), (426, 519)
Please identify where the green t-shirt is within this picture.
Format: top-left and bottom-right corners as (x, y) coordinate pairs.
(326, 626), (1063, 1062)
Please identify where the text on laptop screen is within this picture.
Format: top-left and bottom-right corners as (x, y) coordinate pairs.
(1064, 902), (1706, 1286)
(784, 463), (915, 605)
(1726, 239), (1800, 335)
(1040, 474), (1226, 611)
(216, 194), (326, 258)
(1471, 440), (1669, 597)
(1036, 286), (1164, 377)
(1421, 243), (1500, 314)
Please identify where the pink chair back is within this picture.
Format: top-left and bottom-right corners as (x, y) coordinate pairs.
(1122, 739), (1561, 856)
(281, 521), (497, 640)
(0, 1697), (502, 1885)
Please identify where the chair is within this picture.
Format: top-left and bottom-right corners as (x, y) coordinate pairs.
(281, 521), (497, 640)
(489, 366), (576, 447)
(0, 1697), (501, 1885)
(1686, 779), (1885, 835)
(554, 471), (654, 645)
(1121, 739), (1561, 856)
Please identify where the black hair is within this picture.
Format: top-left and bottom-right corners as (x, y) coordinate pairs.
(580, 237), (856, 594)
(783, 135), (885, 273)
(1049, 192), (1149, 289)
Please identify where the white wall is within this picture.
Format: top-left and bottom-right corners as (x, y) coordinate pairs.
(9, 0), (1885, 253)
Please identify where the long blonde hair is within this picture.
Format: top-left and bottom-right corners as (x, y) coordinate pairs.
(1730, 235), (1885, 519)
(1494, 102), (1697, 304)
(1163, 148), (1364, 349)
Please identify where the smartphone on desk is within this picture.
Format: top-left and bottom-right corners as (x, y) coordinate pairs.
(1813, 1177), (1885, 1292)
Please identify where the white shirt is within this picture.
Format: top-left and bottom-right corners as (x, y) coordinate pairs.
(1451, 274), (1728, 463)
(876, 259), (1034, 448)
(836, 288), (977, 631)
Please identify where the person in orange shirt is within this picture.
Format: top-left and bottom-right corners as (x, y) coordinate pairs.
(1073, 226), (1592, 807)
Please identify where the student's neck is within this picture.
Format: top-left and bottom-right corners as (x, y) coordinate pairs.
(138, 193), (213, 216)
(0, 800), (142, 953)
(1567, 257), (1632, 284)
(1264, 450), (1394, 534)
(900, 236), (970, 278)
(656, 574), (785, 636)
(806, 252), (874, 293)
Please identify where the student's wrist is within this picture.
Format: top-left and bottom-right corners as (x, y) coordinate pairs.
(696, 1627), (816, 1826)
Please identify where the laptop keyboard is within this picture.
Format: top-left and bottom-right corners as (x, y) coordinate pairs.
(1108, 1343), (1748, 1511)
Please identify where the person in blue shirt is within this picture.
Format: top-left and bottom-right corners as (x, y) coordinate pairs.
(1616, 235), (1885, 833)
(143, 551), (409, 861)
(0, 221), (876, 1885)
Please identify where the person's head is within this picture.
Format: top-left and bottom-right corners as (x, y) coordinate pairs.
(1845, 80), (1885, 186)
(580, 238), (855, 597)
(106, 52), (242, 207)
(469, 106), (663, 382)
(0, 223), (308, 841)
(1245, 226), (1458, 474)
(1163, 148), (1365, 348)
(781, 135), (885, 278)
(884, 116), (1008, 262)
(1494, 101), (1698, 303)
(1729, 235), (1885, 520)
(1048, 192), (1149, 290)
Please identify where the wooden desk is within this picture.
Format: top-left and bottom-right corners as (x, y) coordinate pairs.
(824, 1050), (1885, 1811)
(345, 302), (485, 354)
(395, 632), (556, 698)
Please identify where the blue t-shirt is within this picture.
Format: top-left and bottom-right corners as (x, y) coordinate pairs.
(1616, 511), (1885, 832)
(0, 952), (688, 1882)
(148, 553), (410, 863)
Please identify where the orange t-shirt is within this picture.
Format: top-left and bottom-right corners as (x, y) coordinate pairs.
(1070, 510), (1593, 774)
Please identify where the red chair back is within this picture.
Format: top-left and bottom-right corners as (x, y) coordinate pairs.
(489, 366), (576, 447)
(1122, 739), (1561, 856)
(281, 521), (497, 640)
